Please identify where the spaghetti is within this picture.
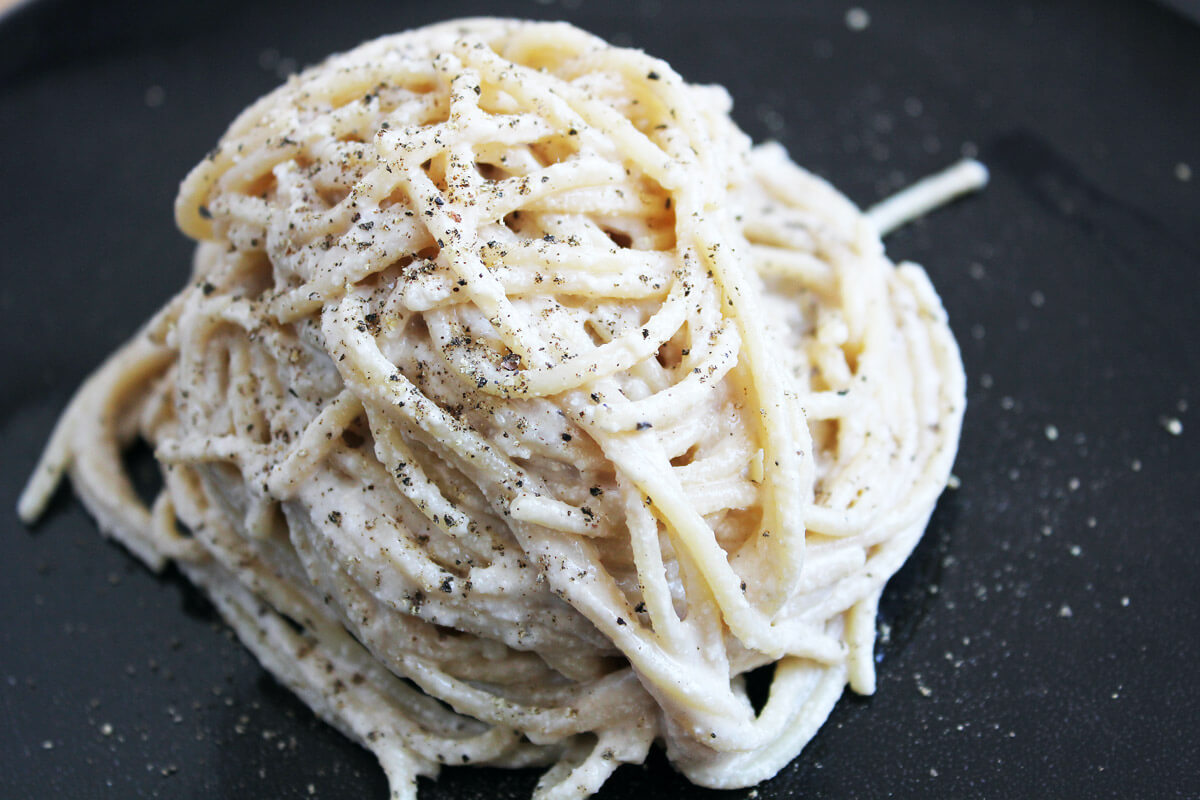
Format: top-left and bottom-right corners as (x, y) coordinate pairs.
(20, 19), (982, 799)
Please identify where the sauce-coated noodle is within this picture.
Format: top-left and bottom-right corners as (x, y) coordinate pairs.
(20, 19), (981, 798)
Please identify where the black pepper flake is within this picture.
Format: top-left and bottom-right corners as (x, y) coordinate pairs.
(590, 486), (602, 497)
(197, 205), (212, 219)
(568, 128), (578, 136)
(647, 71), (660, 80)
(561, 433), (572, 442)
(434, 196), (444, 206)
(358, 221), (375, 231)
(327, 511), (342, 526)
(636, 421), (653, 430)
(439, 578), (453, 593)
(634, 601), (646, 613)
(616, 617), (626, 626)
(201, 281), (215, 296)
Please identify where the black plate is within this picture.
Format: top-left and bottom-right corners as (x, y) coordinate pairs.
(3, 1), (1198, 797)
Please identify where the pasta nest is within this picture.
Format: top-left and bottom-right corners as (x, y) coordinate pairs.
(29, 19), (965, 799)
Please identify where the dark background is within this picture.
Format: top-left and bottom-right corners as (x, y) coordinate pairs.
(2, 1), (1197, 797)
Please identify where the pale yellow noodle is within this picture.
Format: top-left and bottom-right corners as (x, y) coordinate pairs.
(20, 18), (981, 799)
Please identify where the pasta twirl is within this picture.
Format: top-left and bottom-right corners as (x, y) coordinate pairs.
(20, 19), (981, 799)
